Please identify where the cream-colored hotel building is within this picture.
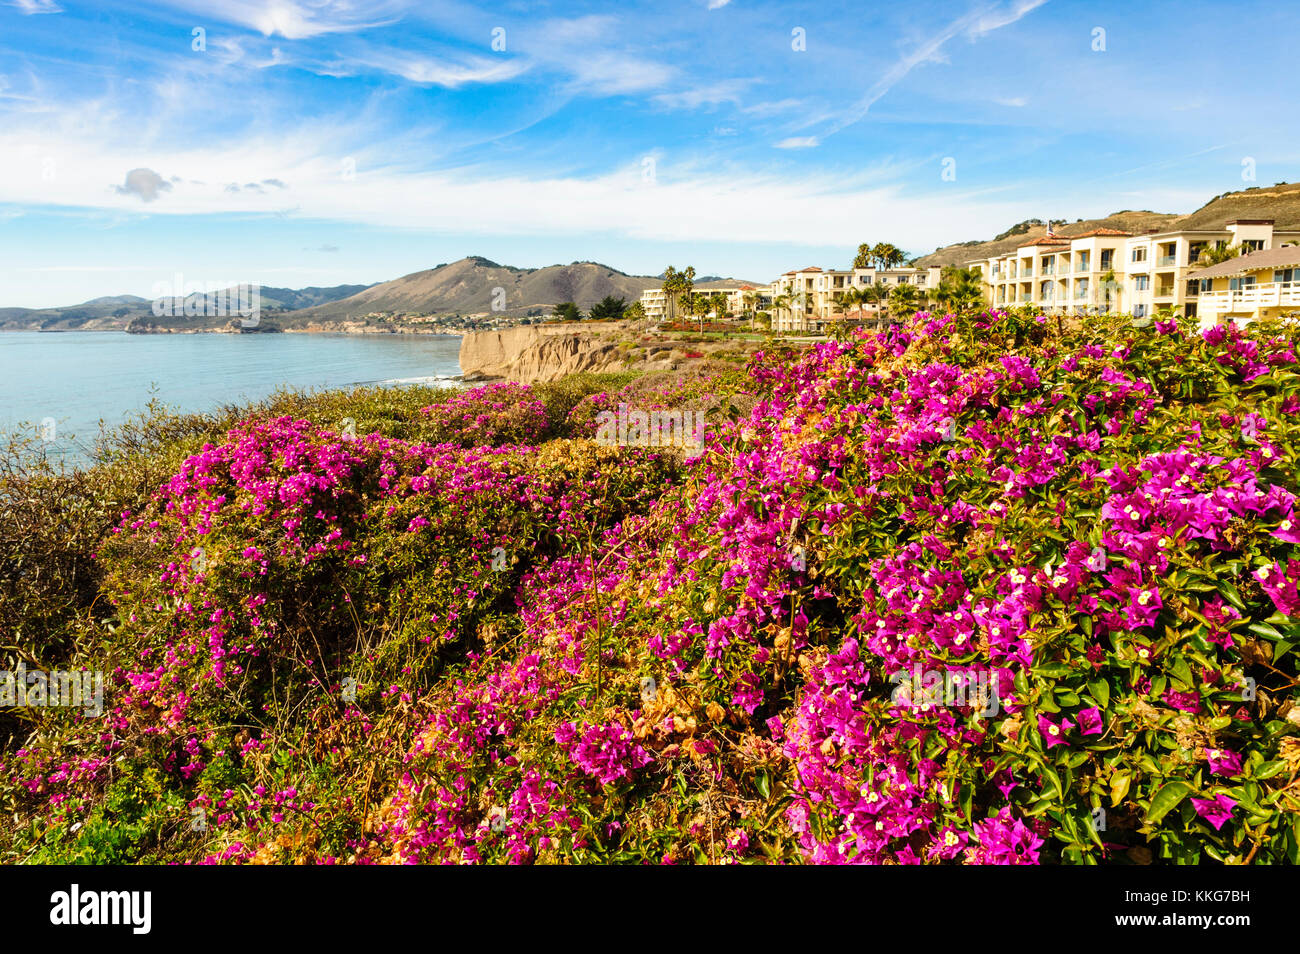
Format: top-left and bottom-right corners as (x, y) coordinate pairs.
(969, 219), (1300, 327)
(637, 218), (1300, 333)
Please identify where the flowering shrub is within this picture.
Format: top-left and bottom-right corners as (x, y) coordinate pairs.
(4, 315), (1300, 865)
(419, 382), (551, 447)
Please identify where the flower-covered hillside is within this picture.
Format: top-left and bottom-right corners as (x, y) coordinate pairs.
(4, 312), (1300, 865)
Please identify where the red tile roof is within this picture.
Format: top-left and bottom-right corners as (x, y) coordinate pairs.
(1072, 227), (1132, 237)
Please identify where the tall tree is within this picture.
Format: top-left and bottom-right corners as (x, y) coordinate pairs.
(889, 282), (920, 319)
(1196, 242), (1242, 267)
(935, 266), (985, 312)
(552, 301), (583, 321)
(708, 291), (729, 320)
(588, 295), (627, 321)
(853, 242), (874, 269)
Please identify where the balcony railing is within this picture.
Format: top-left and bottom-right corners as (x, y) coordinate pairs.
(1155, 285), (1175, 298)
(1200, 281), (1300, 313)
(1075, 261), (1090, 273)
(1158, 255), (1178, 267)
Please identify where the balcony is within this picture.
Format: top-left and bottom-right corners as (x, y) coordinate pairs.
(1200, 281), (1300, 314)
(1155, 285), (1175, 298)
(1075, 261), (1091, 273)
(1158, 255), (1178, 267)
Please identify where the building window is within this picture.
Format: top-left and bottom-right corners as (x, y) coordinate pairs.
(1275, 268), (1298, 284)
(1076, 252), (1090, 271)
(1133, 275), (1150, 290)
(1228, 276), (1257, 291)
(1131, 247), (1147, 263)
(1100, 250), (1113, 270)
(1134, 304), (1147, 317)
(1242, 239), (1264, 253)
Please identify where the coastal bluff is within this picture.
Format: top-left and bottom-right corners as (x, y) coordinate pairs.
(459, 323), (632, 383)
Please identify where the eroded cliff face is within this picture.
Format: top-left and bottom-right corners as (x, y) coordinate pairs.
(459, 324), (631, 383)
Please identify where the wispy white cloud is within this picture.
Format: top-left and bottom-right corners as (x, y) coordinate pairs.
(775, 136), (819, 149)
(347, 52), (528, 87)
(995, 96), (1027, 107)
(707, 0), (732, 8)
(825, 0), (1050, 137)
(564, 54), (674, 95)
(9, 0), (62, 14)
(653, 79), (755, 110)
(0, 124), (1036, 257)
(742, 98), (805, 117)
(157, 0), (409, 39)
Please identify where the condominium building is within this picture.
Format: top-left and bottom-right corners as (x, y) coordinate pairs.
(638, 286), (672, 322)
(973, 220), (1300, 322)
(768, 264), (942, 333)
(637, 282), (769, 323)
(1193, 245), (1300, 326)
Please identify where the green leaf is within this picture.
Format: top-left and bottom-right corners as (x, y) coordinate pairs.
(1248, 622), (1285, 641)
(1248, 764), (1289, 785)
(1216, 580), (1247, 614)
(1037, 663), (1073, 678)
(1168, 655), (1193, 689)
(1088, 678), (1109, 709)
(1146, 781), (1193, 825)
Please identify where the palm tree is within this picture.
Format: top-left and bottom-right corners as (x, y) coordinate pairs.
(889, 282), (921, 320)
(935, 266), (985, 312)
(1196, 242), (1242, 267)
(772, 293), (791, 331)
(872, 242), (906, 270)
(709, 292), (728, 322)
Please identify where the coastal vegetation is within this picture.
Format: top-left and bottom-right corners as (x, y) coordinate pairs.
(3, 307), (1300, 864)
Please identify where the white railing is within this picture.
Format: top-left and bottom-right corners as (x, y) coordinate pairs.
(1200, 281), (1300, 313)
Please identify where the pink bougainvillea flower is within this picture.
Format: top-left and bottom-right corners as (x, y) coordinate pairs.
(1163, 689), (1200, 713)
(966, 808), (1043, 864)
(1272, 513), (1300, 544)
(1190, 794), (1236, 831)
(1037, 714), (1074, 748)
(1205, 748), (1243, 777)
(1076, 707), (1103, 736)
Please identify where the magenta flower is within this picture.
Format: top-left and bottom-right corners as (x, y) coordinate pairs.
(1162, 689), (1200, 713)
(1205, 748), (1243, 777)
(966, 808), (1043, 864)
(1190, 794), (1236, 831)
(1037, 714), (1074, 748)
(1076, 707), (1103, 736)
(1272, 512), (1300, 544)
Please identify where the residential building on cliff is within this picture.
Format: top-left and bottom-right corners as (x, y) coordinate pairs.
(1193, 245), (1300, 326)
(767, 264), (942, 333)
(969, 219), (1300, 324)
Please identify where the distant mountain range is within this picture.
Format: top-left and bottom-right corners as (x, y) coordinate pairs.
(915, 181), (1300, 267)
(7, 180), (1299, 329)
(0, 285), (373, 332)
(0, 257), (759, 332)
(280, 257), (663, 325)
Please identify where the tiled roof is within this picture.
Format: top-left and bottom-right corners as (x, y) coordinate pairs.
(1191, 246), (1300, 279)
(1072, 227), (1132, 237)
(1018, 237), (1070, 247)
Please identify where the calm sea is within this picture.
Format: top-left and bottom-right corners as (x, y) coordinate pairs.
(0, 331), (462, 466)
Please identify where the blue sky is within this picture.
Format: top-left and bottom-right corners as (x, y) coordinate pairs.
(1, 0), (1297, 307)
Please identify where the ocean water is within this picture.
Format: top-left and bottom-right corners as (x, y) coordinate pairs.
(0, 331), (462, 465)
